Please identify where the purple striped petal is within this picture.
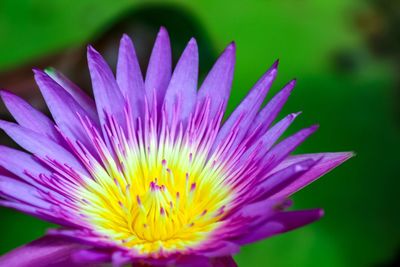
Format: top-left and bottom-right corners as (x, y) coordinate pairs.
(87, 45), (125, 127)
(197, 43), (235, 118)
(0, 120), (88, 175)
(45, 68), (97, 121)
(116, 34), (145, 121)
(200, 241), (240, 258)
(0, 236), (88, 267)
(0, 90), (61, 143)
(271, 152), (354, 198)
(1, 201), (78, 229)
(261, 125), (318, 172)
(34, 69), (99, 153)
(145, 27), (172, 109)
(212, 61), (278, 153)
(0, 146), (52, 189)
(240, 112), (300, 163)
(258, 112), (301, 150)
(163, 38), (198, 127)
(248, 80), (296, 140)
(232, 198), (290, 220)
(0, 199), (44, 217)
(235, 209), (323, 245)
(0, 175), (50, 209)
(253, 159), (318, 201)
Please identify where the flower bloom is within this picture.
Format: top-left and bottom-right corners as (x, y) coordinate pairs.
(0, 27), (352, 267)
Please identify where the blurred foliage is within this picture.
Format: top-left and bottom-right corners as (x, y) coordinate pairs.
(0, 0), (399, 267)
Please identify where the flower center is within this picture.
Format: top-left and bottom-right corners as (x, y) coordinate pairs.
(73, 105), (233, 256)
(78, 157), (231, 256)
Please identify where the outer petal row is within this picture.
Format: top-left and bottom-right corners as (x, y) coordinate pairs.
(0, 236), (238, 267)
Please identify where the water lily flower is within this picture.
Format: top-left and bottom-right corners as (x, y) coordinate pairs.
(0, 27), (352, 266)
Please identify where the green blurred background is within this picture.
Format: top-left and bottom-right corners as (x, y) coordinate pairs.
(0, 0), (399, 266)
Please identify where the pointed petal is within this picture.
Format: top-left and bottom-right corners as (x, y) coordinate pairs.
(0, 90), (61, 142)
(0, 236), (87, 267)
(231, 198), (290, 221)
(163, 38), (199, 126)
(0, 120), (87, 175)
(87, 45), (125, 127)
(0, 175), (50, 209)
(0, 199), (45, 218)
(238, 112), (300, 166)
(235, 209), (323, 245)
(258, 112), (301, 151)
(249, 80), (296, 139)
(34, 69), (99, 153)
(0, 145), (50, 188)
(197, 43), (236, 118)
(200, 241), (240, 258)
(145, 27), (172, 107)
(262, 125), (319, 172)
(212, 61), (278, 153)
(116, 34), (145, 121)
(254, 158), (318, 200)
(271, 152), (354, 198)
(45, 68), (97, 120)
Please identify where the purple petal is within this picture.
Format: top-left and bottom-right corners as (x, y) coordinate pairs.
(248, 80), (296, 140)
(175, 256), (237, 267)
(261, 125), (318, 172)
(72, 249), (111, 265)
(0, 199), (42, 216)
(45, 68), (97, 121)
(200, 241), (240, 258)
(211, 256), (238, 267)
(112, 251), (131, 267)
(273, 209), (324, 231)
(252, 159), (317, 201)
(0, 90), (61, 143)
(116, 34), (145, 121)
(87, 45), (125, 127)
(145, 27), (172, 108)
(0, 146), (51, 188)
(239, 112), (300, 163)
(197, 43), (235, 118)
(163, 38), (198, 127)
(46, 229), (113, 248)
(0, 175), (50, 209)
(0, 200), (72, 227)
(231, 197), (290, 220)
(34, 69), (99, 153)
(258, 112), (301, 150)
(0, 120), (88, 175)
(271, 152), (354, 198)
(235, 209), (323, 245)
(212, 61), (278, 153)
(0, 236), (88, 267)
(175, 255), (212, 267)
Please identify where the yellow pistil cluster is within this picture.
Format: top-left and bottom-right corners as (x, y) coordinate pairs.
(77, 133), (233, 256)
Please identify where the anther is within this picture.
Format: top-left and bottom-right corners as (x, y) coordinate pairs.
(190, 183), (196, 192)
